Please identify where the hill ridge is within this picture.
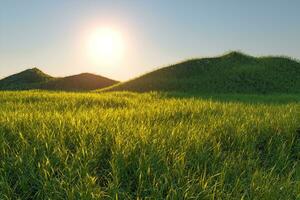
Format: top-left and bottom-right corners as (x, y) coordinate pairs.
(0, 68), (118, 91)
(0, 67), (53, 90)
(104, 51), (300, 94)
(41, 72), (118, 91)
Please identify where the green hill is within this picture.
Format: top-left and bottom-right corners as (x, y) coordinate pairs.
(41, 73), (118, 91)
(0, 68), (118, 91)
(105, 52), (300, 94)
(0, 68), (53, 90)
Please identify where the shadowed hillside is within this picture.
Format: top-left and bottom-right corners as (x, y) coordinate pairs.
(0, 68), (118, 91)
(41, 73), (118, 91)
(105, 52), (300, 94)
(0, 68), (53, 90)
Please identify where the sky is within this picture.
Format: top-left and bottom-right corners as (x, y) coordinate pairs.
(1, 0), (300, 81)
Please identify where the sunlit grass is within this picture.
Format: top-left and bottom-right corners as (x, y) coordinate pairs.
(0, 91), (299, 199)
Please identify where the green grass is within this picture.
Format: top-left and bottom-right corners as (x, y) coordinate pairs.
(0, 91), (300, 199)
(105, 51), (300, 94)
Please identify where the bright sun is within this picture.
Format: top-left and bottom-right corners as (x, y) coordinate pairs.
(87, 28), (124, 65)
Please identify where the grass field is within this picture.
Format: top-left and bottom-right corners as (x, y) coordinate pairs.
(0, 91), (300, 199)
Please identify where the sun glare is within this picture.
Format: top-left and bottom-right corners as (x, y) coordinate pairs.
(87, 28), (124, 65)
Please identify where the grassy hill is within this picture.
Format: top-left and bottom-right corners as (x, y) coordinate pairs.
(105, 52), (300, 94)
(41, 73), (118, 91)
(0, 68), (54, 90)
(0, 68), (118, 91)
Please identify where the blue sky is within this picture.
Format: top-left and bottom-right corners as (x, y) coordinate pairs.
(1, 0), (299, 80)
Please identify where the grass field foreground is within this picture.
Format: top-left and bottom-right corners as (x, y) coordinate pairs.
(0, 91), (300, 199)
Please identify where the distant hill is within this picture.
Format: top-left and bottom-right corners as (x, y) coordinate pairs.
(0, 68), (53, 90)
(105, 51), (300, 94)
(0, 68), (118, 91)
(41, 73), (118, 91)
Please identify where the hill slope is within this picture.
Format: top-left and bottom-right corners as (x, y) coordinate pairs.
(106, 52), (300, 94)
(0, 68), (53, 90)
(0, 68), (118, 91)
(41, 73), (118, 91)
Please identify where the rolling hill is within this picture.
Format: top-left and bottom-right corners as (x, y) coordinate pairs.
(0, 68), (54, 90)
(0, 68), (118, 91)
(40, 73), (118, 91)
(105, 52), (300, 94)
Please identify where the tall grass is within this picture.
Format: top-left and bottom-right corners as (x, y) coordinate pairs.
(0, 91), (299, 199)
